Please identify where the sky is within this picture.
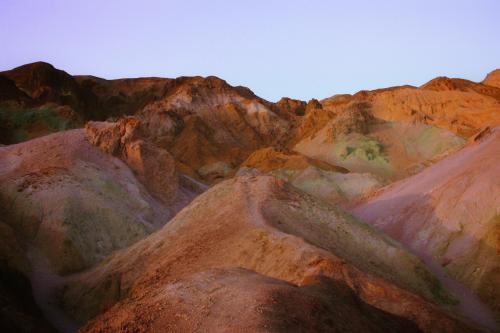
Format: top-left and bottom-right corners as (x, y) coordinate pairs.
(0, 0), (499, 102)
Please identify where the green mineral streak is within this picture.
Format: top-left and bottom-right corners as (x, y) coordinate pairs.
(285, 194), (456, 306)
(333, 134), (389, 164)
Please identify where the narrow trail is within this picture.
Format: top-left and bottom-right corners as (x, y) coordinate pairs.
(242, 175), (499, 331)
(414, 249), (498, 331)
(27, 248), (79, 333)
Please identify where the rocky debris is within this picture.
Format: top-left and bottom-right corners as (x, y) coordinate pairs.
(80, 268), (422, 333)
(353, 126), (500, 321)
(60, 174), (474, 332)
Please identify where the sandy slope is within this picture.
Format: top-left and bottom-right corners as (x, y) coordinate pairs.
(61, 175), (478, 332)
(80, 268), (422, 333)
(354, 127), (500, 326)
(0, 130), (173, 274)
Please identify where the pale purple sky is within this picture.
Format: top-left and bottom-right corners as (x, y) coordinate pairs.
(1, 0), (499, 101)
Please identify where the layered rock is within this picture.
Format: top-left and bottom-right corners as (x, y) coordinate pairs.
(138, 76), (291, 182)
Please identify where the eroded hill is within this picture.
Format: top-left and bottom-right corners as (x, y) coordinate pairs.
(0, 62), (499, 332)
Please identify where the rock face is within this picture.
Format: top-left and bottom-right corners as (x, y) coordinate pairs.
(274, 97), (306, 118)
(80, 268), (422, 333)
(138, 76), (290, 182)
(327, 101), (375, 140)
(84, 118), (184, 204)
(354, 127), (500, 319)
(0, 130), (175, 274)
(60, 175), (475, 332)
(320, 77), (500, 138)
(482, 69), (500, 89)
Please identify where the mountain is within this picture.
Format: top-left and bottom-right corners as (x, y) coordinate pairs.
(320, 76), (500, 137)
(0, 62), (499, 332)
(1, 63), (499, 187)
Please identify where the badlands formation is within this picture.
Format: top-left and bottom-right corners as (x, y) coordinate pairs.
(0, 62), (499, 332)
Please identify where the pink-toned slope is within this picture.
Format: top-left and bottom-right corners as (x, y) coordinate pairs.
(353, 127), (500, 326)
